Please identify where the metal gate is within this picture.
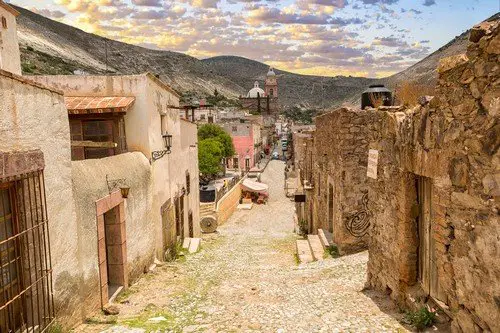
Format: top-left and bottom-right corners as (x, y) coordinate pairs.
(0, 171), (55, 332)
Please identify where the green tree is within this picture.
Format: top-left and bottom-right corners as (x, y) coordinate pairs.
(198, 124), (235, 158)
(198, 138), (224, 182)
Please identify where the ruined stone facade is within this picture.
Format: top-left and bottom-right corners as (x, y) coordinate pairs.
(366, 21), (499, 332)
(313, 109), (372, 253)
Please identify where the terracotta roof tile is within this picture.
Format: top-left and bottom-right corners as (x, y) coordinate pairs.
(64, 96), (135, 114)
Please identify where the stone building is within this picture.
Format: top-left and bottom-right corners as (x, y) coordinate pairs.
(239, 68), (280, 123)
(312, 109), (372, 254)
(366, 21), (499, 332)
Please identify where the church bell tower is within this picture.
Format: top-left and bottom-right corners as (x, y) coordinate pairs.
(265, 67), (278, 98)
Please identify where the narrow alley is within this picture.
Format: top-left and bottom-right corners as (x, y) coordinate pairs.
(76, 160), (409, 333)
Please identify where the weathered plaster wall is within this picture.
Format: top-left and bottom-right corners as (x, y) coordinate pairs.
(0, 70), (79, 326)
(180, 118), (201, 238)
(30, 74), (200, 258)
(366, 21), (499, 333)
(71, 152), (153, 320)
(0, 6), (21, 75)
(313, 108), (372, 254)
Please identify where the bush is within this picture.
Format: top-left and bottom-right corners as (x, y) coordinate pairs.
(395, 81), (435, 107)
(405, 305), (437, 330)
(326, 244), (340, 258)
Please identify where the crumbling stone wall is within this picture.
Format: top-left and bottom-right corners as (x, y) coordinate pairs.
(366, 21), (499, 332)
(313, 108), (374, 253)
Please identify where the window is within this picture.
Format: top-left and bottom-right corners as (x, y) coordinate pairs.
(200, 114), (206, 120)
(232, 126), (237, 132)
(1, 17), (6, 29)
(69, 116), (127, 160)
(0, 172), (55, 332)
(233, 157), (239, 169)
(269, 88), (274, 97)
(186, 171), (190, 195)
(82, 120), (115, 159)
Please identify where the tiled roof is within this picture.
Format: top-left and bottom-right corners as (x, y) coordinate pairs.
(65, 96), (135, 114)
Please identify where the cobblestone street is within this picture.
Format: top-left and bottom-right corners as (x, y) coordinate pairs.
(75, 160), (409, 333)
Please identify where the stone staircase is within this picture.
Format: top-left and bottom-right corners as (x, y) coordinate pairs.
(296, 229), (334, 263)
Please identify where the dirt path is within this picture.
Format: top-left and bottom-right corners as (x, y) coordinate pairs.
(74, 160), (409, 333)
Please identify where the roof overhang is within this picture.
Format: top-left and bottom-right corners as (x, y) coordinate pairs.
(65, 96), (135, 115)
(0, 1), (20, 17)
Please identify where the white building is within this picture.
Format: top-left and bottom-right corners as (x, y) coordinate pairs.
(0, 1), (21, 75)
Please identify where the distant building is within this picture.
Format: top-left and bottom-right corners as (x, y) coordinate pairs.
(239, 67), (279, 119)
(223, 121), (262, 171)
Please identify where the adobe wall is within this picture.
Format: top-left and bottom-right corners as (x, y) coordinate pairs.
(70, 152), (154, 322)
(313, 108), (373, 253)
(366, 21), (499, 333)
(0, 70), (79, 326)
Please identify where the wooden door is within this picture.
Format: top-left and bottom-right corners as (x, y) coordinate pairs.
(417, 177), (439, 298)
(328, 184), (334, 233)
(161, 200), (175, 259)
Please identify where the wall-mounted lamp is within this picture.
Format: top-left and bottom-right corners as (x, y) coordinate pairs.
(162, 132), (173, 152)
(152, 132), (173, 162)
(106, 175), (130, 198)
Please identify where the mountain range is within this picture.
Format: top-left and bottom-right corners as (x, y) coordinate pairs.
(13, 5), (495, 109)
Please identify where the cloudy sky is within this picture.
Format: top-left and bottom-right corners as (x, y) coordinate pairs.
(8, 0), (499, 78)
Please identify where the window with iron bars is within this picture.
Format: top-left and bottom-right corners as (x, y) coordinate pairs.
(0, 170), (55, 333)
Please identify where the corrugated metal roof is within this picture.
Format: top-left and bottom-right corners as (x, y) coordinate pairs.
(65, 96), (135, 114)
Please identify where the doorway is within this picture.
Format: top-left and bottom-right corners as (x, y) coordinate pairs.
(104, 208), (126, 299)
(96, 192), (127, 306)
(161, 199), (175, 259)
(188, 210), (194, 238)
(328, 184), (334, 233)
(175, 195), (185, 239)
(416, 176), (440, 300)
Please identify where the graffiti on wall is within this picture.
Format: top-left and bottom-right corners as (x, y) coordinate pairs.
(344, 192), (370, 237)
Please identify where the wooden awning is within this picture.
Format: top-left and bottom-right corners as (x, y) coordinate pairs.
(65, 96), (135, 114)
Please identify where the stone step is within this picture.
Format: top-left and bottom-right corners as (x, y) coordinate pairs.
(188, 238), (201, 253)
(182, 237), (191, 249)
(307, 234), (325, 261)
(296, 240), (314, 263)
(318, 229), (331, 249)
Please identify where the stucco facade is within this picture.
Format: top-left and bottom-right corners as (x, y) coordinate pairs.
(30, 74), (201, 259)
(223, 121), (258, 170)
(0, 2), (21, 75)
(0, 69), (79, 327)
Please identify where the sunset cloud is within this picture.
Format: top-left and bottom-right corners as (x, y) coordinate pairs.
(12, 0), (498, 78)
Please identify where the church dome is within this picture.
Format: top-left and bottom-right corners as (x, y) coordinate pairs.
(267, 67), (276, 76)
(247, 81), (266, 98)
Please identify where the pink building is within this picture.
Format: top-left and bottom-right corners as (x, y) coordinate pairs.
(223, 121), (261, 170)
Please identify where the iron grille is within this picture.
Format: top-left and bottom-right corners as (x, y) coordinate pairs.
(0, 170), (55, 332)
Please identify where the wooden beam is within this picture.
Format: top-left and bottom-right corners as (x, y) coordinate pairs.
(71, 141), (117, 148)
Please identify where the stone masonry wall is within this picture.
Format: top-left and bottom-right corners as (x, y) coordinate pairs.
(313, 108), (374, 254)
(366, 21), (499, 332)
